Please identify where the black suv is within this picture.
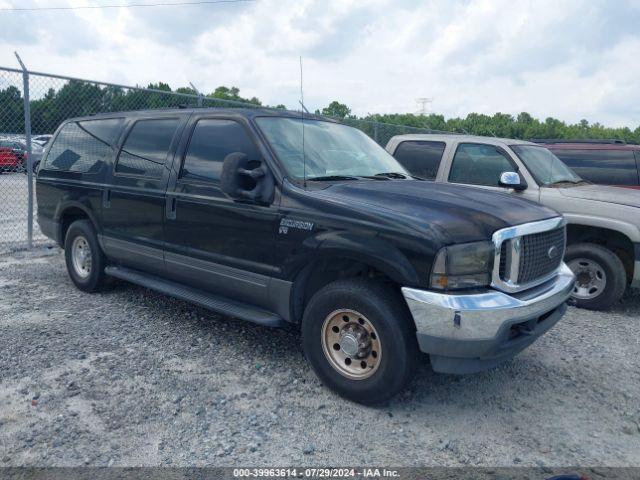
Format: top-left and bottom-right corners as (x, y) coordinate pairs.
(538, 139), (640, 189)
(36, 108), (574, 404)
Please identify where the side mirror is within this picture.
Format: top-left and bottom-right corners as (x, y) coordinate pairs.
(499, 171), (527, 191)
(220, 152), (274, 204)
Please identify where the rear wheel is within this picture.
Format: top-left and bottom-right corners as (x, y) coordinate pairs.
(301, 278), (418, 405)
(64, 219), (108, 292)
(565, 243), (626, 311)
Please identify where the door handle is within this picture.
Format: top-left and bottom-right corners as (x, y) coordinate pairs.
(102, 189), (111, 208)
(166, 196), (177, 220)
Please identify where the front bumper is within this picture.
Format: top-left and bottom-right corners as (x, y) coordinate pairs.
(402, 263), (575, 374)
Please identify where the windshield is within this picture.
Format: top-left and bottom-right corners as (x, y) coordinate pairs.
(255, 117), (409, 180)
(511, 145), (582, 185)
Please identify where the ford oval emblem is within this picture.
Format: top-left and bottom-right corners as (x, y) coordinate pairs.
(547, 245), (558, 259)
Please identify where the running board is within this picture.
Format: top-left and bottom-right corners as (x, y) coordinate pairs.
(104, 265), (286, 328)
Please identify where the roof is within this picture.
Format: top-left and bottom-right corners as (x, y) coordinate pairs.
(541, 142), (640, 151)
(65, 107), (335, 124)
(531, 138), (629, 145)
(387, 133), (539, 148)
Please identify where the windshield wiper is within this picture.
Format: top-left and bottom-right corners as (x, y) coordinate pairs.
(374, 172), (411, 179)
(548, 179), (586, 186)
(307, 175), (361, 181)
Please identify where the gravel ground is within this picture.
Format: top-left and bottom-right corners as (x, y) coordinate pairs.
(1, 248), (639, 468)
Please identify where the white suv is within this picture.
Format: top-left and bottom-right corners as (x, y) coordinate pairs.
(386, 134), (640, 310)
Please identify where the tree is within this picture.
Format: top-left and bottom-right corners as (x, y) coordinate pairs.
(5, 78), (640, 144)
(208, 86), (262, 106)
(316, 101), (353, 119)
(0, 86), (24, 133)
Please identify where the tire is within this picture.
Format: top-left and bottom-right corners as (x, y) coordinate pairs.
(301, 278), (419, 405)
(565, 243), (626, 311)
(64, 219), (108, 293)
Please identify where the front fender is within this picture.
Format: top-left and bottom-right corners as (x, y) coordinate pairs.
(564, 213), (640, 243)
(296, 230), (423, 286)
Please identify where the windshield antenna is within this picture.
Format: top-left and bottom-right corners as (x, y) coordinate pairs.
(299, 56), (307, 188)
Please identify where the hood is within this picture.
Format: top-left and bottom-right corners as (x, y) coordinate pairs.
(558, 184), (640, 208)
(313, 180), (559, 244)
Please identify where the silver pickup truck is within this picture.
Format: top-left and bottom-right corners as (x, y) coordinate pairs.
(386, 134), (640, 311)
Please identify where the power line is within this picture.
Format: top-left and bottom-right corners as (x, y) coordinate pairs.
(0, 0), (255, 12)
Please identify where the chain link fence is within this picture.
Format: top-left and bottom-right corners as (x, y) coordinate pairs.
(0, 67), (31, 254)
(0, 64), (435, 254)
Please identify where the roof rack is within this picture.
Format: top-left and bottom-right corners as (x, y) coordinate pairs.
(530, 138), (627, 145)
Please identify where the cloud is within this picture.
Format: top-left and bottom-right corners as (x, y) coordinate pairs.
(0, 0), (639, 127)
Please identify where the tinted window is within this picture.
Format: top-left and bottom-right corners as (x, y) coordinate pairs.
(449, 143), (514, 186)
(116, 118), (179, 178)
(180, 119), (259, 183)
(511, 145), (580, 185)
(44, 118), (123, 173)
(393, 141), (445, 180)
(552, 149), (639, 186)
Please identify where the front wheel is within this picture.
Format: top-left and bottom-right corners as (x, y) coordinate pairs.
(565, 243), (626, 311)
(301, 278), (419, 405)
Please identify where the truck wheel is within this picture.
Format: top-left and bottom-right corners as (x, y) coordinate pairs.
(301, 278), (419, 405)
(64, 219), (108, 293)
(565, 243), (626, 311)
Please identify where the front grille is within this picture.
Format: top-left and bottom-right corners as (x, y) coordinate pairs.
(518, 227), (566, 284)
(499, 243), (508, 278)
(495, 223), (566, 291)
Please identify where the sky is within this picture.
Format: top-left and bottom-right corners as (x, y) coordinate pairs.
(1, 0), (639, 128)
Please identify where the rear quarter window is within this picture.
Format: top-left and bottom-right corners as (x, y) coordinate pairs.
(115, 118), (180, 178)
(393, 140), (445, 180)
(552, 148), (639, 186)
(44, 118), (124, 173)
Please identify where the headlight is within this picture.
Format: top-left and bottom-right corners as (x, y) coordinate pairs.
(430, 241), (494, 290)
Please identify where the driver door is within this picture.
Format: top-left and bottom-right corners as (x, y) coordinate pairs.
(445, 142), (539, 203)
(163, 115), (280, 308)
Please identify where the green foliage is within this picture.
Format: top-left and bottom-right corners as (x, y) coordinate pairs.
(0, 82), (264, 135)
(209, 86), (262, 106)
(2, 78), (638, 144)
(315, 101), (353, 119)
(0, 85), (24, 133)
(356, 110), (640, 143)
(313, 100), (640, 143)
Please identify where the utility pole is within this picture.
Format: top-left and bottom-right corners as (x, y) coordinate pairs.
(415, 97), (434, 116)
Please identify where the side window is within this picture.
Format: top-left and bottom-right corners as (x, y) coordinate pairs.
(115, 118), (179, 178)
(44, 118), (123, 173)
(180, 119), (259, 183)
(553, 149), (639, 186)
(393, 141), (445, 180)
(449, 143), (514, 187)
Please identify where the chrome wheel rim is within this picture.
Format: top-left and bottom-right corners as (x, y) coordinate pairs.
(321, 309), (382, 380)
(71, 236), (92, 279)
(568, 257), (607, 300)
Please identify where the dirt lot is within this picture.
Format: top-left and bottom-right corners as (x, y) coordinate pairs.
(1, 248), (639, 468)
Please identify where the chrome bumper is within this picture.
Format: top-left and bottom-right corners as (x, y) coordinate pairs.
(401, 263), (575, 373)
